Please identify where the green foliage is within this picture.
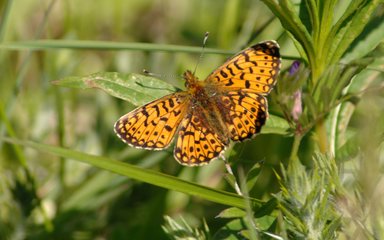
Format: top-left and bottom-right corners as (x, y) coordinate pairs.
(53, 72), (179, 106)
(276, 154), (342, 239)
(0, 0), (383, 239)
(162, 216), (210, 240)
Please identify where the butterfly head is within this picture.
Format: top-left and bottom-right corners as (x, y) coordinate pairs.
(183, 70), (200, 89)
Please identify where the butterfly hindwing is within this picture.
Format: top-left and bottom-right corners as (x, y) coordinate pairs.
(114, 92), (189, 150)
(174, 106), (228, 166)
(216, 91), (268, 141)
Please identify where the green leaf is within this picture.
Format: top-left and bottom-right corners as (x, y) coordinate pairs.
(214, 218), (247, 240)
(328, 0), (382, 64)
(216, 207), (246, 219)
(336, 131), (359, 162)
(254, 198), (278, 218)
(246, 162), (263, 191)
(261, 114), (290, 135)
(261, 0), (314, 64)
(325, 0), (367, 63)
(223, 172), (239, 192)
(255, 215), (277, 231)
(162, 216), (210, 240)
(2, 137), (257, 209)
(342, 13), (384, 62)
(53, 72), (178, 106)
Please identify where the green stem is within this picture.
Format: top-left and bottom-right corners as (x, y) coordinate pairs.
(316, 119), (328, 153)
(0, 102), (26, 166)
(289, 132), (303, 162)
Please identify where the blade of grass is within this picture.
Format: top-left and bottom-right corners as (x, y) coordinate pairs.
(0, 40), (233, 55)
(2, 137), (262, 209)
(0, 39), (295, 61)
(0, 0), (13, 41)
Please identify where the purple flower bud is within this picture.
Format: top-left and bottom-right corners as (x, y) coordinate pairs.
(289, 60), (300, 76)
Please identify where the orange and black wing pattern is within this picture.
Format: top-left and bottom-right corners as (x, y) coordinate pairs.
(206, 40), (280, 94)
(216, 91), (268, 142)
(114, 92), (189, 150)
(114, 40), (281, 166)
(174, 106), (228, 166)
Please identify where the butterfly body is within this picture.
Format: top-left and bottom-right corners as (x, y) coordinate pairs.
(115, 41), (281, 166)
(183, 70), (230, 144)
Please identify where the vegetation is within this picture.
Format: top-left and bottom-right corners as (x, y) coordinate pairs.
(1, 0), (383, 239)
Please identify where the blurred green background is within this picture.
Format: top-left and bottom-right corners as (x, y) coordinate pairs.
(0, 1), (290, 239)
(1, 0), (383, 239)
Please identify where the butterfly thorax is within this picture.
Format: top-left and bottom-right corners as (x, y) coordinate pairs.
(184, 70), (217, 103)
(184, 70), (200, 89)
(183, 70), (230, 142)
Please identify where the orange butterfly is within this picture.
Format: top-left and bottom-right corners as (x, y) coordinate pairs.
(115, 41), (281, 166)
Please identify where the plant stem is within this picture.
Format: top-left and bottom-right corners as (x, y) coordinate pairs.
(289, 132), (303, 162)
(316, 119), (328, 153)
(224, 161), (243, 196)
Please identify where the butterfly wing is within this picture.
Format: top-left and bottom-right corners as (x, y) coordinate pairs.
(174, 105), (229, 166)
(206, 41), (280, 142)
(114, 92), (189, 149)
(215, 91), (268, 141)
(206, 40), (281, 94)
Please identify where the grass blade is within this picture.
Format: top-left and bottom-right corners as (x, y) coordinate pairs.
(2, 137), (261, 209)
(0, 40), (233, 55)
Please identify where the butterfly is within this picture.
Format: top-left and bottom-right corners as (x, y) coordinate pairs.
(114, 40), (281, 166)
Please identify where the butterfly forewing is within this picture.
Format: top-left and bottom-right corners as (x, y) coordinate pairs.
(114, 92), (189, 150)
(206, 41), (281, 94)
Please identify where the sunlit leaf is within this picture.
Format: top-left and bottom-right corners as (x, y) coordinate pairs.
(53, 72), (178, 106)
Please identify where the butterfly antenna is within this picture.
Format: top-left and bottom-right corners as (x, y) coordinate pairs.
(143, 69), (157, 77)
(193, 32), (209, 75)
(143, 69), (180, 79)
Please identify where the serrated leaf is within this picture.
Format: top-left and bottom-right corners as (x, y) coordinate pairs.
(53, 72), (179, 106)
